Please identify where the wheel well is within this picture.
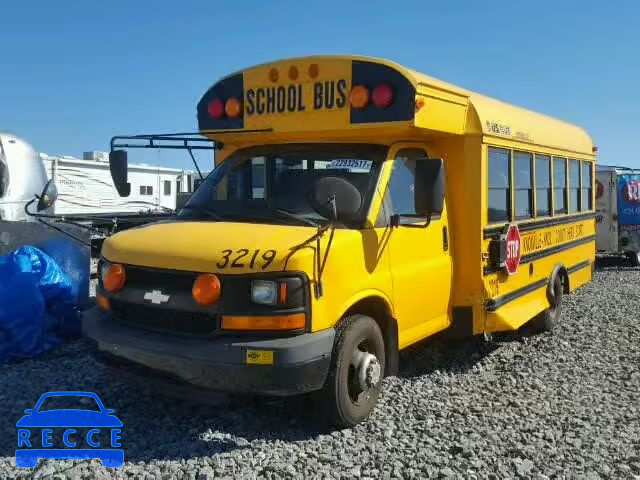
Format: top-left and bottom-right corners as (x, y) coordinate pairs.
(343, 296), (399, 377)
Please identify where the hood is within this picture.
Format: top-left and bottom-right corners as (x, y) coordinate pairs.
(102, 219), (332, 273)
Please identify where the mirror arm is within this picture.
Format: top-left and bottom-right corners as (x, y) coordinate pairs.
(187, 147), (204, 180)
(390, 213), (432, 228)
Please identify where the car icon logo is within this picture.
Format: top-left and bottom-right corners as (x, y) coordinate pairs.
(15, 391), (124, 468)
(143, 289), (170, 304)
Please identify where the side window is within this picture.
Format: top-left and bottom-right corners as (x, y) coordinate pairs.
(535, 154), (551, 217)
(163, 180), (171, 196)
(488, 147), (511, 223)
(514, 151), (532, 219)
(569, 159), (580, 213)
(378, 148), (429, 225)
(581, 161), (593, 211)
(553, 157), (567, 215)
(387, 152), (419, 217)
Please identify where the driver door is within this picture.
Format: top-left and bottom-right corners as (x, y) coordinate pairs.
(379, 145), (452, 348)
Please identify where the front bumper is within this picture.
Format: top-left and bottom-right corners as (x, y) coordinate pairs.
(83, 307), (334, 396)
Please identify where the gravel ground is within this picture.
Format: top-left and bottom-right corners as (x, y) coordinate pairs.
(1, 257), (639, 479)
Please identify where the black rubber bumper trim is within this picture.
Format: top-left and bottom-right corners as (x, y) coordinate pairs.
(83, 307), (334, 396)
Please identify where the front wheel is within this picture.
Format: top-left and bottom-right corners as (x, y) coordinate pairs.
(320, 315), (385, 428)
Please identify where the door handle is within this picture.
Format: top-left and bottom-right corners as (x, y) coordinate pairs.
(443, 226), (449, 251)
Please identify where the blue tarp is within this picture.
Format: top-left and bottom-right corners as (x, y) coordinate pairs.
(0, 246), (80, 363)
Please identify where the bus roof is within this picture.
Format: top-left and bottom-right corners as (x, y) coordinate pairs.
(198, 55), (594, 156)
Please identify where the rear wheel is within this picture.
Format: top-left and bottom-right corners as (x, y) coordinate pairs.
(320, 315), (385, 427)
(531, 275), (563, 333)
(626, 251), (640, 267)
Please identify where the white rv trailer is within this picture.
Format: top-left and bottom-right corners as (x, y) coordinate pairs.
(0, 132), (51, 222)
(40, 152), (191, 215)
(596, 165), (640, 265)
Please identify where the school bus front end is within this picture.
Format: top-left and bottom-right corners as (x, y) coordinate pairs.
(84, 55), (595, 427)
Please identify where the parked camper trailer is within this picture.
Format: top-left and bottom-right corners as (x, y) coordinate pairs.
(0, 132), (51, 222)
(41, 152), (187, 215)
(596, 165), (640, 265)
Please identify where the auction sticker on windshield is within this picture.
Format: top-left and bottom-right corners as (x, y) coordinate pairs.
(329, 159), (372, 172)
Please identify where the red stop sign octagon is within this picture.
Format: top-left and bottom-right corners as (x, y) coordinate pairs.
(505, 224), (521, 275)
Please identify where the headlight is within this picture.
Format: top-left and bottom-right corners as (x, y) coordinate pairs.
(251, 280), (278, 305)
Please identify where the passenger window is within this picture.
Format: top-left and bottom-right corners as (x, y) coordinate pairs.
(569, 159), (580, 213)
(386, 152), (419, 217)
(535, 154), (551, 217)
(581, 161), (593, 211)
(553, 157), (567, 215)
(378, 148), (433, 225)
(488, 147), (511, 223)
(514, 151), (532, 219)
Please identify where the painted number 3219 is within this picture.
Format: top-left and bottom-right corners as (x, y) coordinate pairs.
(217, 249), (277, 269)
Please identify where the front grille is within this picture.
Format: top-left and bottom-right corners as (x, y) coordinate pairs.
(110, 299), (218, 335)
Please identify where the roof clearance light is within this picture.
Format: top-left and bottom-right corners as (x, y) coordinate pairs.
(288, 66), (299, 80)
(349, 85), (370, 109)
(208, 99), (225, 119)
(372, 83), (394, 109)
(269, 68), (279, 82)
(192, 273), (221, 306)
(308, 63), (319, 79)
(225, 97), (242, 118)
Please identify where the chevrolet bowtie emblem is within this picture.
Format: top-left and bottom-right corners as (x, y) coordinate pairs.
(143, 290), (170, 304)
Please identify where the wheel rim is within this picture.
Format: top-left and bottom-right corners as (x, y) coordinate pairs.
(347, 339), (381, 405)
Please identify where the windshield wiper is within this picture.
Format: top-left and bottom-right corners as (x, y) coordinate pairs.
(268, 207), (319, 227)
(180, 205), (225, 221)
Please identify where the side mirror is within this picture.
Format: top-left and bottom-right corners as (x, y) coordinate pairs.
(37, 179), (58, 211)
(311, 176), (363, 223)
(24, 409), (34, 414)
(109, 150), (131, 197)
(414, 158), (445, 216)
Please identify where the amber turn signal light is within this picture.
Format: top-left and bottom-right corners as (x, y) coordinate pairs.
(225, 97), (242, 118)
(192, 273), (221, 306)
(103, 264), (126, 293)
(349, 85), (369, 109)
(96, 293), (110, 310)
(221, 313), (305, 331)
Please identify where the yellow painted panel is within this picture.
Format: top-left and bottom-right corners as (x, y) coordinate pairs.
(485, 285), (548, 332)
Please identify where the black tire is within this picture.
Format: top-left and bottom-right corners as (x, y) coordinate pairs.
(626, 251), (640, 267)
(320, 315), (386, 428)
(531, 275), (563, 333)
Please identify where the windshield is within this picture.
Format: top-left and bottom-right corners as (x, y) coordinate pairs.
(179, 143), (387, 227)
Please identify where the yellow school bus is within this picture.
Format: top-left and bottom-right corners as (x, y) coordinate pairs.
(86, 55), (596, 426)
